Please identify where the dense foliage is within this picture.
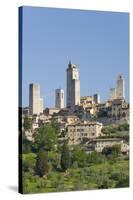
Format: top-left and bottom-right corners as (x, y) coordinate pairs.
(102, 145), (121, 156)
(21, 122), (129, 194)
(35, 151), (49, 177)
(23, 115), (32, 130)
(32, 125), (57, 152)
(101, 123), (129, 137)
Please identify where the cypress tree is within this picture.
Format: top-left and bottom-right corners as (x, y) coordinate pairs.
(60, 141), (71, 171)
(36, 151), (49, 177)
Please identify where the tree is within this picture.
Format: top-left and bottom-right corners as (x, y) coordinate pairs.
(35, 151), (49, 177)
(51, 119), (59, 134)
(33, 124), (57, 152)
(87, 151), (105, 165)
(118, 123), (129, 131)
(60, 141), (71, 171)
(22, 153), (36, 173)
(22, 131), (33, 153)
(23, 115), (32, 130)
(97, 178), (110, 189)
(102, 144), (121, 156)
(72, 146), (87, 167)
(48, 151), (61, 171)
(115, 176), (129, 188)
(101, 127), (110, 136)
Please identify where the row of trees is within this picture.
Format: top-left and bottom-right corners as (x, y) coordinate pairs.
(22, 143), (122, 179)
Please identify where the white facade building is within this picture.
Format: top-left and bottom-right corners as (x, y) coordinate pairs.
(116, 75), (125, 99)
(55, 89), (64, 109)
(29, 83), (44, 115)
(90, 138), (129, 154)
(66, 61), (80, 110)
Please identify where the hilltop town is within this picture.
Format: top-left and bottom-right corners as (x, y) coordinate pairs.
(21, 61), (129, 155)
(20, 61), (129, 193)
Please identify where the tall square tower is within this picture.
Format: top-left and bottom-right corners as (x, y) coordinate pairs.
(29, 83), (43, 115)
(66, 61), (80, 109)
(116, 75), (125, 99)
(55, 89), (64, 109)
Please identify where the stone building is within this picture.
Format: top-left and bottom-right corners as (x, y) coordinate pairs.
(64, 115), (80, 125)
(111, 99), (129, 119)
(44, 107), (60, 115)
(116, 75), (125, 99)
(80, 96), (94, 108)
(89, 138), (129, 154)
(55, 88), (64, 109)
(29, 83), (44, 115)
(66, 121), (103, 145)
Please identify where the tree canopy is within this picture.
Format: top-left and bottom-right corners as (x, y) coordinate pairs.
(23, 115), (32, 130)
(33, 124), (57, 152)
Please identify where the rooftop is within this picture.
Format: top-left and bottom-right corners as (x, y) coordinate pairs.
(92, 138), (122, 142)
(67, 121), (103, 127)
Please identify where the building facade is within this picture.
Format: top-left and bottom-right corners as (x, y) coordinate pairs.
(90, 138), (129, 154)
(66, 121), (103, 145)
(55, 89), (64, 109)
(29, 83), (43, 115)
(66, 61), (80, 110)
(116, 75), (125, 99)
(111, 98), (129, 120)
(44, 107), (60, 115)
(80, 96), (94, 108)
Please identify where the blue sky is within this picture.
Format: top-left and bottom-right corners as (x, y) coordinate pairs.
(21, 6), (129, 108)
